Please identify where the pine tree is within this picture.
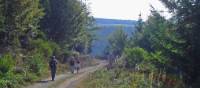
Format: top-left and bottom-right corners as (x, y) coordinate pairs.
(159, 0), (200, 86)
(135, 13), (143, 32)
(41, 0), (93, 51)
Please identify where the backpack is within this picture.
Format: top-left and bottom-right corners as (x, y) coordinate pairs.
(50, 59), (57, 68)
(77, 60), (80, 64)
(70, 59), (75, 65)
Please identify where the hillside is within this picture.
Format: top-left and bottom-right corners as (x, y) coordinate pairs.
(95, 18), (136, 26)
(91, 18), (136, 56)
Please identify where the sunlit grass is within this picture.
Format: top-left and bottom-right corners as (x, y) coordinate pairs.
(78, 68), (185, 88)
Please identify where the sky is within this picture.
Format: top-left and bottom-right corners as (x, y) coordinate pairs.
(86, 0), (169, 20)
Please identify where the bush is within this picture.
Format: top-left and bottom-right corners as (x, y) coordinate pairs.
(30, 39), (56, 58)
(149, 51), (168, 68)
(0, 68), (25, 88)
(23, 72), (38, 82)
(0, 79), (9, 88)
(123, 47), (149, 69)
(0, 54), (14, 76)
(26, 53), (48, 76)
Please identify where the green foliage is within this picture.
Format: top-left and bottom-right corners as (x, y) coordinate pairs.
(106, 27), (127, 56)
(30, 39), (59, 57)
(0, 0), (44, 47)
(81, 69), (120, 88)
(159, 0), (200, 86)
(1, 70), (37, 88)
(0, 54), (25, 88)
(149, 51), (168, 67)
(26, 53), (47, 76)
(73, 28), (94, 54)
(0, 79), (8, 88)
(41, 0), (94, 51)
(127, 1), (200, 87)
(123, 47), (168, 72)
(0, 72), (24, 88)
(124, 11), (182, 87)
(0, 54), (14, 75)
(0, 0), (94, 88)
(124, 47), (149, 69)
(81, 69), (176, 88)
(0, 51), (49, 86)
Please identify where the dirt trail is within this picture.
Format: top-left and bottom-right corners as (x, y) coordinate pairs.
(25, 61), (107, 88)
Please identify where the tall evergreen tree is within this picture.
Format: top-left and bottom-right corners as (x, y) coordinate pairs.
(160, 0), (200, 86)
(41, 0), (93, 51)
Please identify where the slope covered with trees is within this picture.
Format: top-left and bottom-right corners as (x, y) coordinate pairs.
(81, 0), (200, 88)
(91, 18), (135, 56)
(0, 0), (93, 87)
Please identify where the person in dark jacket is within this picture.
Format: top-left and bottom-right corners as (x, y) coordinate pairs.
(49, 56), (58, 81)
(69, 56), (75, 74)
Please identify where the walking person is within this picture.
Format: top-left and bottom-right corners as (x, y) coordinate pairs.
(69, 56), (75, 74)
(49, 56), (58, 81)
(75, 57), (81, 73)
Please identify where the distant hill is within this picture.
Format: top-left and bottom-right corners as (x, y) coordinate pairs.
(91, 18), (137, 56)
(95, 18), (136, 26)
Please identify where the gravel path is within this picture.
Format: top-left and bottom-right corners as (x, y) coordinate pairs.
(25, 61), (107, 88)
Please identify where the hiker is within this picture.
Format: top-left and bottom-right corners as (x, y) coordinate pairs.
(69, 56), (75, 74)
(107, 53), (114, 70)
(75, 56), (81, 73)
(49, 56), (58, 81)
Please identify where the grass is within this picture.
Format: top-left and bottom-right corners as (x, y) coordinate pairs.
(77, 68), (185, 88)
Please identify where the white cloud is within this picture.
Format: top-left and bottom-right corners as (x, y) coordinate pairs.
(86, 0), (169, 20)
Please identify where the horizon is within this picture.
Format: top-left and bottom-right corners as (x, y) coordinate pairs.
(94, 17), (136, 21)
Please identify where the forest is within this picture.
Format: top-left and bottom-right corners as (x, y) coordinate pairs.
(81, 0), (200, 88)
(0, 0), (94, 87)
(1, 0), (200, 88)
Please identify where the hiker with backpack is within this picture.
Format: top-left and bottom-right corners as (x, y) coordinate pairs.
(75, 56), (81, 73)
(69, 56), (75, 74)
(49, 56), (58, 81)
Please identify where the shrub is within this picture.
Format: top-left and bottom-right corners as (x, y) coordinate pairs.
(23, 72), (38, 82)
(26, 53), (47, 76)
(123, 47), (149, 69)
(0, 54), (14, 76)
(0, 79), (9, 88)
(149, 51), (168, 68)
(0, 68), (25, 88)
(30, 39), (55, 58)
(130, 73), (149, 88)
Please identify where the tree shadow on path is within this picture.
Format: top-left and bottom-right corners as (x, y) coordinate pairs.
(36, 80), (52, 83)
